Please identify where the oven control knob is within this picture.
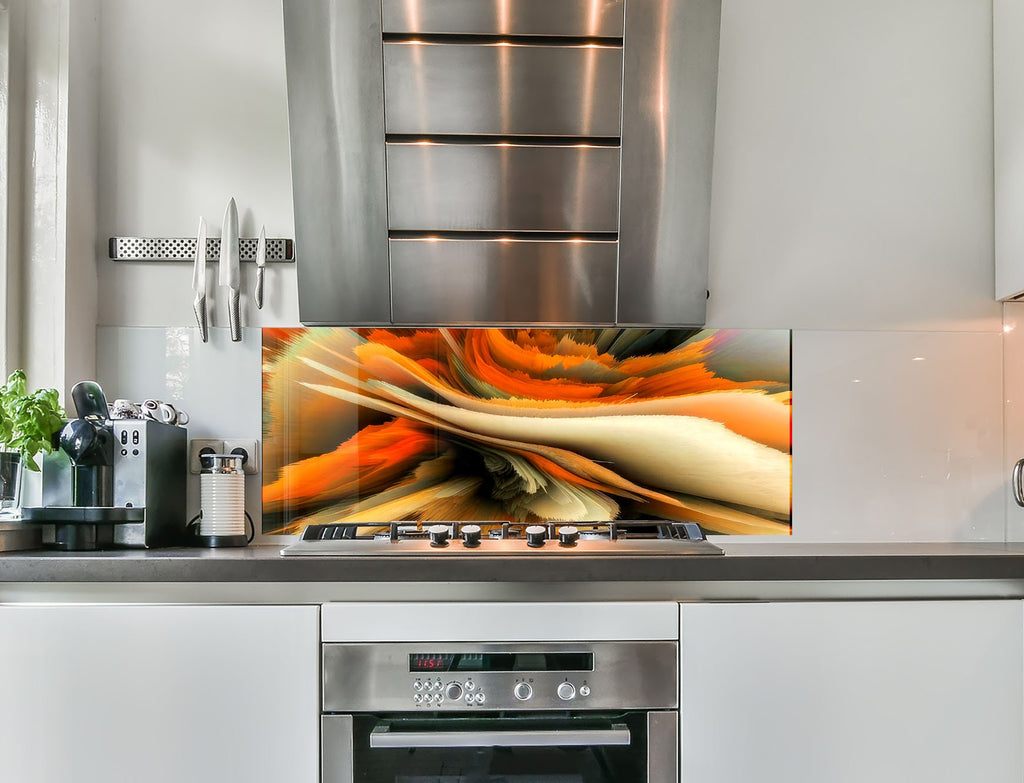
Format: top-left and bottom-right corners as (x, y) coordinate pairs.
(525, 525), (547, 547)
(557, 682), (576, 701)
(445, 682), (464, 701)
(557, 526), (579, 546)
(513, 682), (533, 701)
(579, 685), (591, 697)
(461, 524), (482, 548)
(428, 524), (450, 547)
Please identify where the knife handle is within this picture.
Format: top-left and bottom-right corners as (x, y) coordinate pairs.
(228, 289), (241, 342)
(193, 294), (209, 343)
(255, 267), (265, 310)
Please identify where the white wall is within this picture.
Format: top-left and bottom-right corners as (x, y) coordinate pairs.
(91, 0), (1004, 541)
(96, 0), (297, 327)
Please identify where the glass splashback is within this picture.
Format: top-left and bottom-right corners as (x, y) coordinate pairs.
(261, 328), (791, 535)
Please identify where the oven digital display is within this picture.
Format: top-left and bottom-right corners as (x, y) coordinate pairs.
(409, 652), (594, 673)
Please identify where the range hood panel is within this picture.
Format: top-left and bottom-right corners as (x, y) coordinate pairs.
(383, 42), (624, 137)
(386, 143), (622, 233)
(381, 0), (626, 38)
(284, 0), (720, 327)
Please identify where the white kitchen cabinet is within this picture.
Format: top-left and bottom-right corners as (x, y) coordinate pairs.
(679, 601), (1023, 783)
(0, 604), (319, 783)
(996, 0), (1024, 300)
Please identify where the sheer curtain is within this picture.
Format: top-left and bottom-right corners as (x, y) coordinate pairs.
(0, 1), (13, 380)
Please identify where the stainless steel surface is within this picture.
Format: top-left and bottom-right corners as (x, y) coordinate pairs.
(647, 711), (678, 783)
(191, 217), (208, 342)
(390, 238), (617, 324)
(284, 0), (392, 325)
(199, 453), (244, 475)
(0, 522), (42, 553)
(386, 142), (621, 231)
(254, 225), (266, 310)
(37, 420), (187, 548)
(109, 236), (293, 262)
(285, 0), (720, 326)
(617, 0), (721, 325)
(381, 0), (625, 37)
(321, 715), (354, 783)
(368, 723), (631, 748)
(284, 537), (722, 557)
(110, 420), (188, 547)
(322, 641), (678, 712)
(219, 198), (241, 342)
(1014, 459), (1024, 507)
(383, 42), (623, 137)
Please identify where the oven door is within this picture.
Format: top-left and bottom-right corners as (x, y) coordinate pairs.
(323, 711), (677, 783)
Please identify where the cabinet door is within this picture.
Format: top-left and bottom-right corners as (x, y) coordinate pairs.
(0, 604), (319, 783)
(680, 601), (1023, 783)
(996, 0), (1024, 300)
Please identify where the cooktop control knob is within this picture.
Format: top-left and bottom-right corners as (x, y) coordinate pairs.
(513, 682), (533, 701)
(461, 524), (482, 548)
(557, 682), (576, 701)
(557, 526), (579, 547)
(445, 682), (464, 702)
(428, 524), (450, 547)
(525, 524), (547, 548)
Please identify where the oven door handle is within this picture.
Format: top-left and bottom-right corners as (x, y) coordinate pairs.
(369, 723), (632, 749)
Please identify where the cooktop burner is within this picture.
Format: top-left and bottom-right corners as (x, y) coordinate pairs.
(279, 520), (723, 556)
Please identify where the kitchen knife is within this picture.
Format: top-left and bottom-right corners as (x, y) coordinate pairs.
(192, 217), (209, 342)
(219, 197), (241, 342)
(254, 224), (266, 310)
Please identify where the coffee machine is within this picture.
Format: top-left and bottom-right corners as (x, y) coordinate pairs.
(22, 381), (187, 550)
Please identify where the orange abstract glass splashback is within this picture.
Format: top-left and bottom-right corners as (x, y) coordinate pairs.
(261, 328), (792, 536)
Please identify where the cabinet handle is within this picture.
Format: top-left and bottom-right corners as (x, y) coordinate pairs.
(369, 724), (630, 749)
(1013, 459), (1024, 507)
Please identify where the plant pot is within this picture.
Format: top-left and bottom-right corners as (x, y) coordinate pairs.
(0, 451), (23, 517)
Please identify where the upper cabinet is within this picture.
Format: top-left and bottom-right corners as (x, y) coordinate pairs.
(283, 0), (721, 326)
(996, 0), (1024, 300)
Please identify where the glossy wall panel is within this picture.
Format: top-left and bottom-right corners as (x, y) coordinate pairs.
(95, 327), (264, 534)
(262, 328), (792, 536)
(792, 330), (1004, 541)
(1003, 302), (1024, 540)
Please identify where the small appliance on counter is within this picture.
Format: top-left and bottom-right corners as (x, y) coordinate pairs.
(189, 452), (250, 547)
(21, 381), (187, 550)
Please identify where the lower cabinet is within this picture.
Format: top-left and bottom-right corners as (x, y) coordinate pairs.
(679, 600), (1023, 783)
(0, 604), (319, 783)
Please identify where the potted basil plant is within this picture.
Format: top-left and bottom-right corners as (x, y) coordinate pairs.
(0, 370), (65, 516)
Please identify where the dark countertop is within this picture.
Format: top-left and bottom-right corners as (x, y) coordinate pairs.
(3, 541), (1024, 583)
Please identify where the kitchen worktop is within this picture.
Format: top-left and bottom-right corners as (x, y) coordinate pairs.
(3, 542), (1024, 602)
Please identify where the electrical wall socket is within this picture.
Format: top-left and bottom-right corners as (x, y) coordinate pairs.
(223, 438), (260, 475)
(188, 439), (224, 474)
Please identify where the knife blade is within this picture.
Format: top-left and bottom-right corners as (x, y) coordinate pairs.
(254, 224), (266, 310)
(192, 217), (209, 342)
(219, 197), (241, 342)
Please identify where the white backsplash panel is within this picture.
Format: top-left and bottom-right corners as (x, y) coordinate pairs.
(1002, 302), (1024, 540)
(96, 326), (263, 526)
(792, 330), (1004, 541)
(94, 326), (1007, 543)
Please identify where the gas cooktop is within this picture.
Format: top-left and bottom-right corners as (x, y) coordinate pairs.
(280, 520), (723, 557)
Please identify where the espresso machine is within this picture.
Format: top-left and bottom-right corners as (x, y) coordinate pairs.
(22, 381), (187, 550)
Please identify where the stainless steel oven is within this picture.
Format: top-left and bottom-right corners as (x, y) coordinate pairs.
(321, 641), (678, 782)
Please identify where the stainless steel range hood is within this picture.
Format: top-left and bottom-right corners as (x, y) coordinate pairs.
(283, 0), (721, 326)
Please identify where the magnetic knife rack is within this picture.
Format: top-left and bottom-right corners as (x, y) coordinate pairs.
(108, 237), (295, 263)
